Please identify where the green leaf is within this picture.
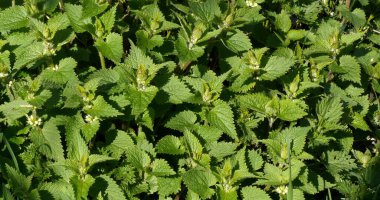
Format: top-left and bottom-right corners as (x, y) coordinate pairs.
(277, 127), (310, 155)
(182, 168), (217, 199)
(224, 30), (252, 53)
(165, 110), (197, 132)
(237, 93), (271, 114)
(82, 0), (108, 18)
(157, 177), (182, 197)
(189, 0), (221, 22)
(317, 97), (345, 132)
(65, 4), (92, 33)
(71, 175), (95, 200)
(183, 130), (203, 156)
(277, 99), (307, 121)
(324, 151), (356, 174)
(31, 119), (65, 161)
(5, 164), (31, 196)
(40, 57), (78, 86)
(209, 142), (238, 161)
(0, 6), (28, 32)
(156, 135), (185, 155)
(175, 35), (205, 63)
(95, 33), (123, 64)
(84, 95), (122, 118)
(88, 154), (114, 169)
(14, 42), (45, 70)
(136, 30), (164, 51)
(275, 11), (292, 32)
(105, 130), (134, 158)
(125, 146), (151, 170)
(206, 100), (237, 140)
(261, 56), (295, 81)
(126, 85), (158, 116)
(0, 100), (32, 121)
(248, 150), (264, 171)
(99, 6), (116, 33)
(151, 159), (175, 176)
(334, 55), (361, 84)
(340, 7), (366, 29)
(241, 186), (271, 200)
(161, 75), (193, 104)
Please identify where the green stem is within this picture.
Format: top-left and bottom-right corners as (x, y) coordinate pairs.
(98, 51), (106, 69)
(12, 0), (15, 6)
(3, 135), (19, 171)
(287, 140), (293, 200)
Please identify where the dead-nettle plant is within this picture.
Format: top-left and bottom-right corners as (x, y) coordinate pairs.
(1, 0), (380, 199)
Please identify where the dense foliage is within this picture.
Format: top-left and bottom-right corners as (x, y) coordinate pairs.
(1, 0), (380, 199)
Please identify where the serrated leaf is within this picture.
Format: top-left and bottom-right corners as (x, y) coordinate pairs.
(0, 100), (33, 121)
(224, 30), (252, 53)
(151, 159), (175, 176)
(182, 168), (217, 199)
(183, 130), (203, 156)
(40, 57), (78, 86)
(237, 93), (271, 114)
(14, 42), (45, 70)
(95, 33), (123, 64)
(87, 154), (114, 170)
(275, 11), (292, 32)
(82, 120), (99, 142)
(126, 85), (158, 116)
(206, 100), (237, 140)
(105, 130), (134, 158)
(241, 186), (271, 200)
(0, 6), (28, 32)
(278, 99), (307, 121)
(156, 135), (185, 155)
(317, 97), (345, 132)
(91, 175), (126, 200)
(277, 126), (310, 155)
(82, 0), (108, 18)
(5, 164), (31, 196)
(71, 175), (95, 200)
(100, 5), (116, 33)
(65, 4), (92, 33)
(85, 95), (122, 118)
(38, 120), (65, 161)
(335, 55), (361, 84)
(157, 177), (182, 197)
(161, 75), (193, 104)
(208, 142), (238, 161)
(248, 150), (264, 171)
(340, 7), (366, 29)
(165, 110), (197, 132)
(125, 146), (151, 170)
(175, 35), (205, 63)
(261, 56), (295, 81)
(189, 0), (221, 22)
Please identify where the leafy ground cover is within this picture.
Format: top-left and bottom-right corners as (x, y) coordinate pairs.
(1, 0), (380, 199)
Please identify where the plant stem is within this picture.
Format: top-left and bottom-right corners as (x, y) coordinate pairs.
(3, 135), (19, 171)
(99, 51), (106, 69)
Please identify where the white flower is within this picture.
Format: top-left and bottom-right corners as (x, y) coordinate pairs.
(85, 115), (98, 123)
(52, 64), (59, 71)
(245, 0), (258, 7)
(275, 185), (288, 195)
(0, 72), (8, 78)
(8, 80), (13, 87)
(26, 114), (43, 127)
(370, 58), (375, 63)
